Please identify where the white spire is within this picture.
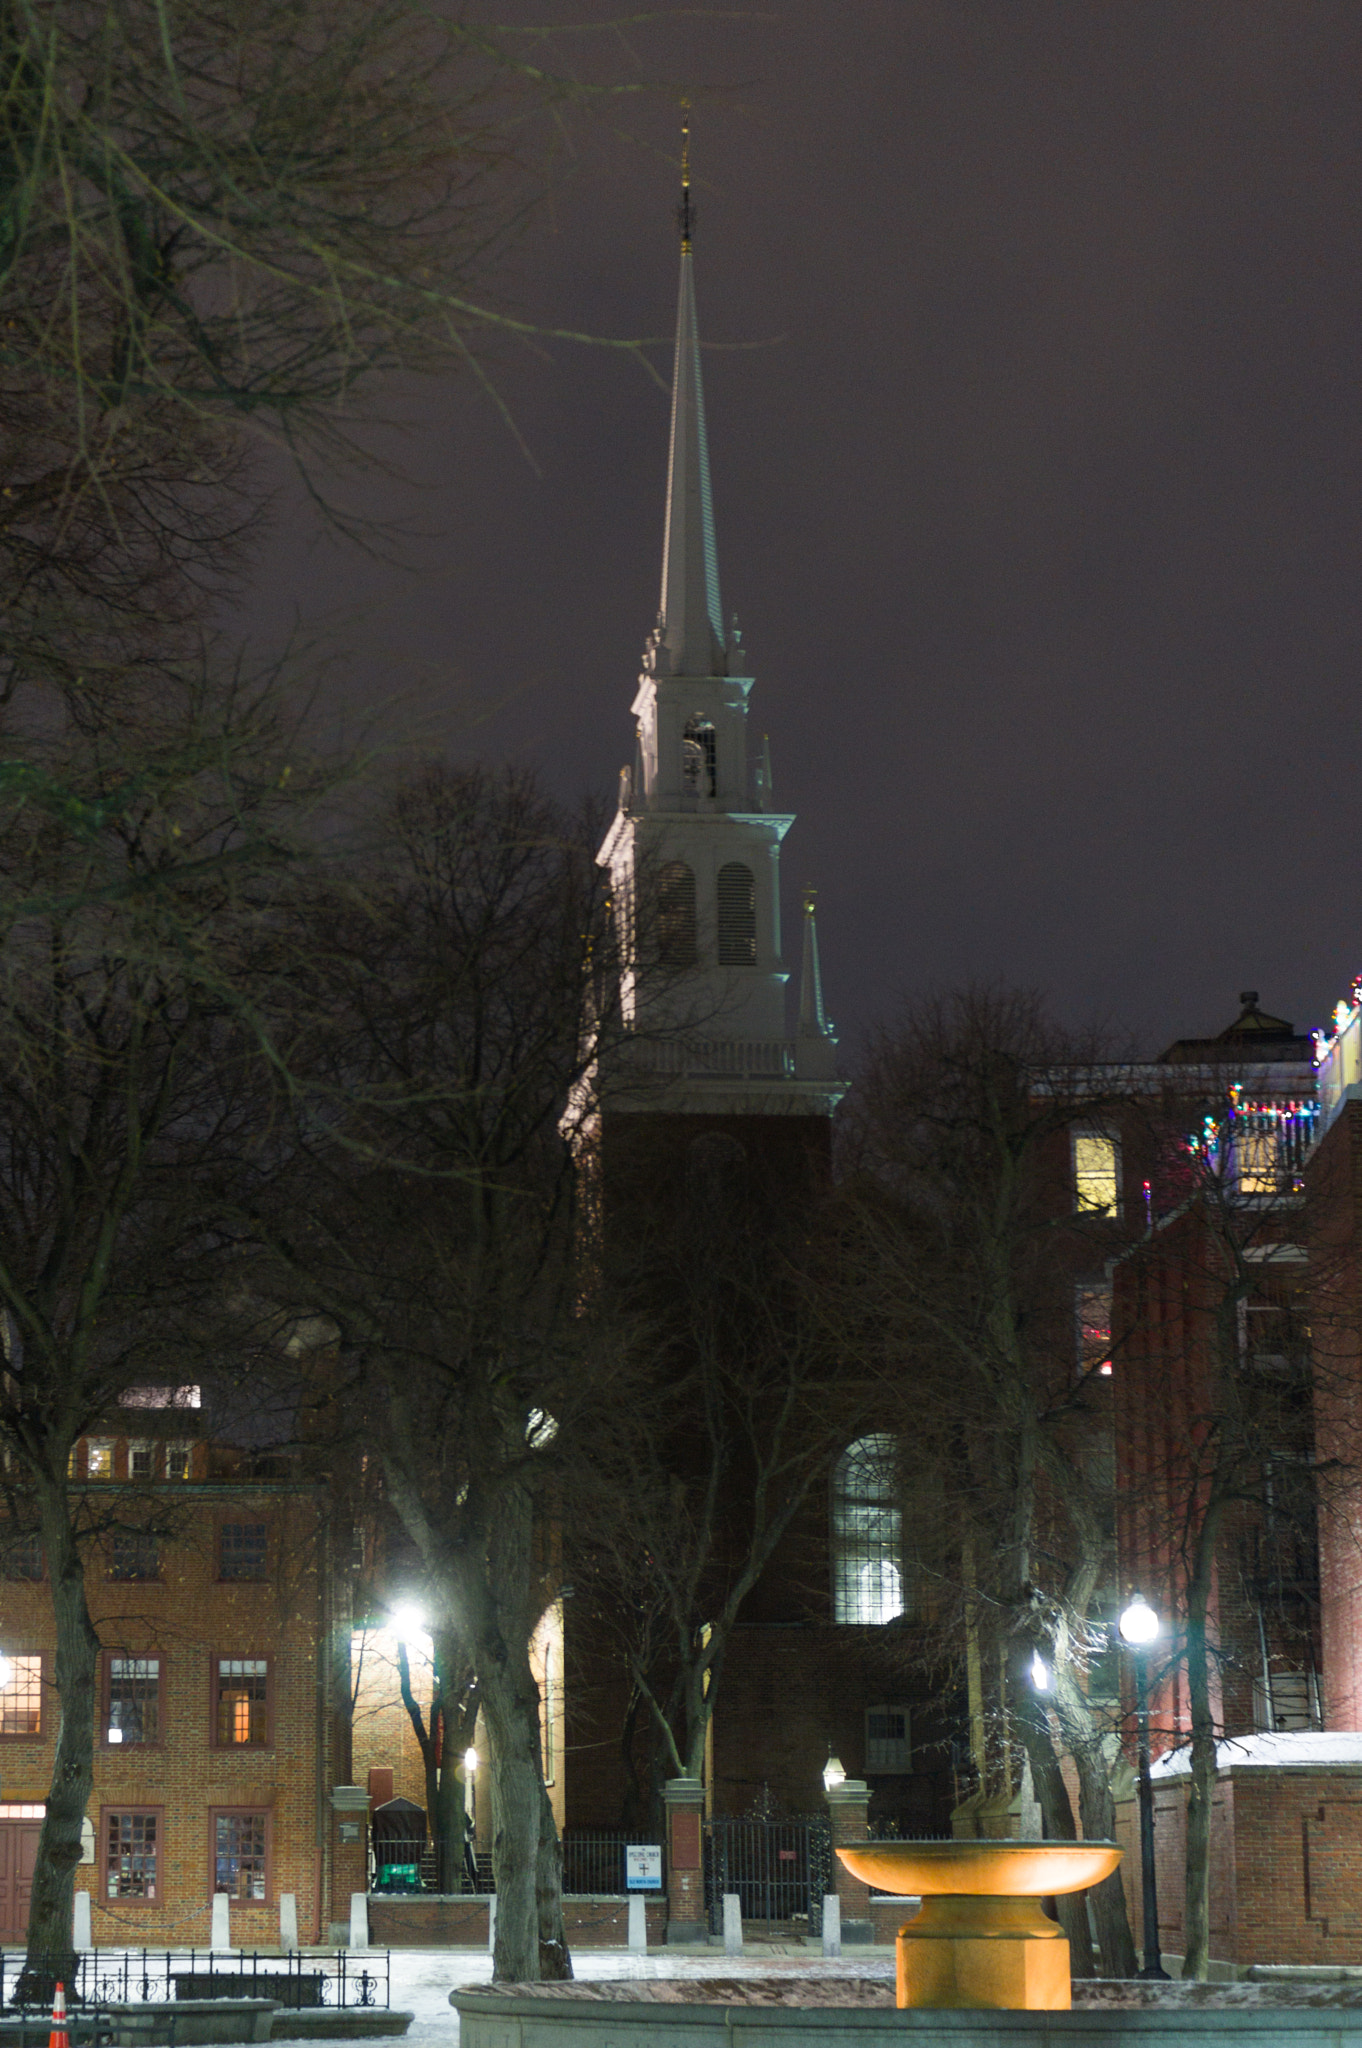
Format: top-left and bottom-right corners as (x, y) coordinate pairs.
(798, 891), (830, 1038)
(656, 243), (725, 679)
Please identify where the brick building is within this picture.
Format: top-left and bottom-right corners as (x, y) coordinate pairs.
(0, 1389), (355, 1947)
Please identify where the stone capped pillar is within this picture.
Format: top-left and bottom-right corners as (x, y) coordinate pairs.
(330, 1786), (371, 1944)
(663, 1775), (707, 1943)
(825, 1776), (873, 1943)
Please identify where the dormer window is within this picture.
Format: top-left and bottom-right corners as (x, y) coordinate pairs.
(683, 717), (716, 798)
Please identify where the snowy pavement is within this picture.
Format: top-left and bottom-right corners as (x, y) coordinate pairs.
(339, 1945), (895, 2048)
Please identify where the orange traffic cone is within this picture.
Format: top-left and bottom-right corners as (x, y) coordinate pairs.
(48, 1980), (69, 2048)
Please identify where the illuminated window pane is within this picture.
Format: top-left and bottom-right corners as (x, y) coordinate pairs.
(215, 1658), (268, 1745)
(215, 1812), (268, 1900)
(105, 1810), (157, 1900)
(832, 1436), (906, 1624)
(108, 1659), (160, 1745)
(0, 1654), (42, 1735)
(1074, 1134), (1119, 1217)
(165, 1442), (194, 1481)
(1237, 1122), (1278, 1195)
(1076, 1281), (1114, 1377)
(86, 1440), (114, 1479)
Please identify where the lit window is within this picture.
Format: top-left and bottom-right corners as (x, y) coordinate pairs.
(105, 1810), (158, 1900)
(717, 863), (757, 967)
(832, 1436), (906, 1625)
(1236, 1119), (1278, 1196)
(165, 1442), (194, 1481)
(219, 1524), (268, 1582)
(107, 1658), (160, 1746)
(1076, 1281), (1114, 1377)
(1073, 1132), (1120, 1217)
(86, 1440), (114, 1479)
(215, 1659), (269, 1746)
(120, 1386), (201, 1410)
(214, 1811), (269, 1900)
(0, 1654), (42, 1735)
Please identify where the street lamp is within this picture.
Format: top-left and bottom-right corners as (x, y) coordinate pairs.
(1118, 1595), (1169, 1980)
(822, 1754), (846, 1793)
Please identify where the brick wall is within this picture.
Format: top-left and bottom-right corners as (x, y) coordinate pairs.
(1117, 1765), (1362, 1966)
(1308, 1104), (1362, 1731)
(367, 1894), (668, 1946)
(2, 1485), (331, 1947)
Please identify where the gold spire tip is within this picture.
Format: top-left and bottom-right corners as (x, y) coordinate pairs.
(803, 889), (818, 916)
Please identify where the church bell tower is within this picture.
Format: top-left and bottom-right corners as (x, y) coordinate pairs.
(595, 147), (843, 1135)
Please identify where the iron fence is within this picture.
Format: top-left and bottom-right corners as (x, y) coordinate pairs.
(560, 1827), (661, 1897)
(0, 1951), (389, 2013)
(704, 1814), (831, 1933)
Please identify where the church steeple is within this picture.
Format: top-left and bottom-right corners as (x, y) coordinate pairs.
(595, 145), (843, 1120)
(655, 123), (725, 681)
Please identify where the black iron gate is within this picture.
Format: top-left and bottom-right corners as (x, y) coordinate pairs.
(703, 1814), (831, 1933)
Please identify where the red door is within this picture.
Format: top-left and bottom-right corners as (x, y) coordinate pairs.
(0, 1823), (41, 1941)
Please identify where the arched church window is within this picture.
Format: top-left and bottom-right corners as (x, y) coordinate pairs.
(831, 1435), (905, 1625)
(683, 717), (717, 799)
(717, 864), (756, 966)
(657, 861), (697, 968)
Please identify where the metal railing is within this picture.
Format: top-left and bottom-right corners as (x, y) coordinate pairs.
(1, 1952), (389, 2013)
(560, 1828), (661, 1897)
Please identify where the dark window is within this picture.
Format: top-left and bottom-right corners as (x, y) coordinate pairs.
(109, 1531), (159, 1582)
(0, 1532), (42, 1581)
(717, 863), (756, 966)
(657, 862), (697, 968)
(105, 1810), (159, 1901)
(214, 1810), (269, 1901)
(214, 1658), (269, 1746)
(106, 1657), (161, 1747)
(219, 1523), (268, 1581)
(683, 717), (717, 798)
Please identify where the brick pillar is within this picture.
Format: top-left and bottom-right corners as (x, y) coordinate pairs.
(663, 1775), (707, 1944)
(825, 1776), (873, 1942)
(330, 1785), (370, 1945)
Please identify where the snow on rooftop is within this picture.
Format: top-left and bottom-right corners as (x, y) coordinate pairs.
(1151, 1730), (1362, 1777)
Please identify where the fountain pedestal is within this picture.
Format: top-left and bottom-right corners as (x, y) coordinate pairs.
(836, 1838), (1123, 2012)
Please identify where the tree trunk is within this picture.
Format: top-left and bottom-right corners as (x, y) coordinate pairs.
(1184, 1520), (1221, 1980)
(1055, 1676), (1137, 1977)
(21, 1480), (102, 1999)
(536, 1776), (571, 1979)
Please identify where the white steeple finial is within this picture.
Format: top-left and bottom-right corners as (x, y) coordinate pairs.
(656, 113), (724, 681)
(799, 890), (830, 1038)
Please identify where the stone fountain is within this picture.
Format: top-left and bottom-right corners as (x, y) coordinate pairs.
(835, 1837), (1122, 2010)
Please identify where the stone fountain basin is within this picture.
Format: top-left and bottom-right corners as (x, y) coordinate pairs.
(835, 1838), (1123, 1900)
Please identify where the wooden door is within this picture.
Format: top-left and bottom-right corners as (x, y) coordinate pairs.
(0, 1822), (41, 1941)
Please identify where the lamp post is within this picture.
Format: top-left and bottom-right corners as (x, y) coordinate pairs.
(1118, 1595), (1169, 1980)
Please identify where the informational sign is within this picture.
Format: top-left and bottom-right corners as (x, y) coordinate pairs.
(625, 1844), (663, 1892)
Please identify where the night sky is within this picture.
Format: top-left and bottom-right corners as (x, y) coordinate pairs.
(247, 3), (1362, 1058)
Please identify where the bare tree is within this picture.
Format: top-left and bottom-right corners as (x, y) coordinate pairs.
(0, 667), (335, 1989)
(840, 985), (1139, 1978)
(247, 763), (622, 1982)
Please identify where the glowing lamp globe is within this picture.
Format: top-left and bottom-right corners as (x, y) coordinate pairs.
(1119, 1595), (1160, 1646)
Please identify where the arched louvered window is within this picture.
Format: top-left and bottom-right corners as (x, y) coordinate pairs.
(683, 717), (717, 798)
(717, 863), (756, 966)
(657, 861), (697, 968)
(831, 1435), (905, 1625)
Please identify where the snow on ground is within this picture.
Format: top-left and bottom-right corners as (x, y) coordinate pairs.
(388, 1945), (893, 2047)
